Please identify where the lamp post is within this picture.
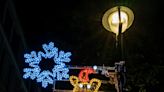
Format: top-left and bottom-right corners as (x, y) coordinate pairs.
(102, 6), (134, 92)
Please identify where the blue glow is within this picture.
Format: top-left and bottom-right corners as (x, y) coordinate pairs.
(52, 66), (69, 80)
(23, 67), (41, 80)
(23, 42), (72, 88)
(36, 70), (54, 88)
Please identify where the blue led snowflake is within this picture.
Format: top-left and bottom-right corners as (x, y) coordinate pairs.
(23, 42), (72, 88)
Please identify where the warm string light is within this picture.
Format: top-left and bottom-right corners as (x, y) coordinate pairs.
(70, 76), (80, 92)
(90, 78), (101, 92)
(23, 42), (72, 88)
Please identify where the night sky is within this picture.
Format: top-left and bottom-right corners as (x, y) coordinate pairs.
(2, 0), (164, 92)
(13, 0), (164, 64)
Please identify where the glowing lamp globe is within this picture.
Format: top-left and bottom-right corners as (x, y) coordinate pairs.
(102, 6), (134, 36)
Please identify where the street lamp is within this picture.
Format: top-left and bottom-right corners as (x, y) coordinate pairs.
(102, 6), (134, 60)
(102, 6), (134, 37)
(102, 6), (134, 92)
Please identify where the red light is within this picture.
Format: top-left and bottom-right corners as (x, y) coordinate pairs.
(78, 68), (95, 82)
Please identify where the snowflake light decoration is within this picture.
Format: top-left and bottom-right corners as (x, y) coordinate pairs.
(23, 42), (72, 88)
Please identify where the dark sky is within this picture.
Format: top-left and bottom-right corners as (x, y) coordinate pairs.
(10, 0), (164, 91)
(13, 0), (163, 65)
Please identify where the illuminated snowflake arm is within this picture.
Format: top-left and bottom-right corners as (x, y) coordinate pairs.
(54, 51), (72, 64)
(36, 70), (54, 88)
(52, 51), (71, 80)
(24, 51), (39, 63)
(42, 42), (58, 58)
(61, 68), (69, 79)
(23, 67), (41, 80)
(24, 51), (45, 67)
(52, 67), (69, 80)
